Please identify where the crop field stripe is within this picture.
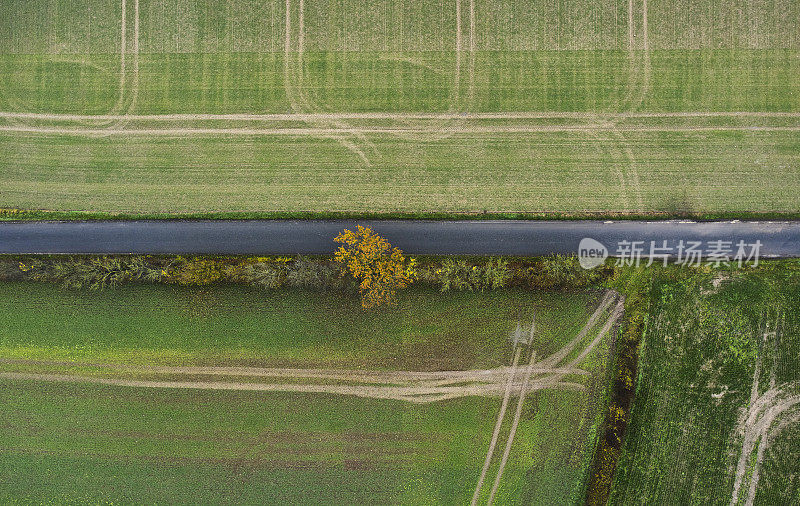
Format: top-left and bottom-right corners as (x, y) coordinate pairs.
(6, 111), (800, 122)
(118, 0), (126, 114)
(5, 111), (800, 121)
(628, 0), (634, 51)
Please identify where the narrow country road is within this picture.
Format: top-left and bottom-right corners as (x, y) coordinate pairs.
(0, 220), (798, 257)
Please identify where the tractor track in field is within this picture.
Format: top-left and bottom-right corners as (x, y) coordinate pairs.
(3, 111), (799, 122)
(0, 356), (591, 405)
(283, 0), (373, 166)
(1, 0), (139, 131)
(471, 290), (622, 505)
(730, 312), (800, 506)
(0, 371), (587, 404)
(597, 0), (650, 213)
(471, 346), (523, 506)
(2, 124), (798, 138)
(0, 358), (588, 383)
(0, 293), (619, 409)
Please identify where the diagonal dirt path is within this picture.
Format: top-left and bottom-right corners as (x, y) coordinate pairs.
(471, 346), (522, 506)
(471, 291), (621, 504)
(487, 350), (537, 505)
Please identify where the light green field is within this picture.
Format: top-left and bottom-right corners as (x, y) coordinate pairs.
(0, 283), (589, 368)
(0, 282), (615, 503)
(610, 266), (800, 505)
(1, 0), (799, 215)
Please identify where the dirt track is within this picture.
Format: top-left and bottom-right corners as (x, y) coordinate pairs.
(0, 356), (590, 405)
(3, 111), (799, 122)
(730, 313), (800, 506)
(2, 124), (797, 138)
(0, 294), (619, 407)
(471, 290), (622, 504)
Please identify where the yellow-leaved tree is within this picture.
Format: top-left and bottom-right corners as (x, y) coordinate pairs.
(334, 226), (416, 309)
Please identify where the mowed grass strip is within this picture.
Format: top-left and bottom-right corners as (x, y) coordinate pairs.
(1, 127), (798, 214)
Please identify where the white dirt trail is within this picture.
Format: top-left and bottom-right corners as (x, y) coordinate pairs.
(730, 313), (800, 506)
(4, 124), (796, 138)
(471, 291), (620, 504)
(0, 358), (588, 384)
(471, 346), (522, 506)
(487, 351), (537, 505)
(0, 371), (585, 405)
(2, 111), (798, 122)
(486, 299), (624, 503)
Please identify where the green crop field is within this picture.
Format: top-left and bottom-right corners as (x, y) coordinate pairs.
(610, 266), (800, 504)
(0, 282), (588, 368)
(1, 0), (799, 216)
(0, 282), (618, 503)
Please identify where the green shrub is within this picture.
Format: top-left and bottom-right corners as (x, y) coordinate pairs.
(165, 256), (224, 286)
(286, 257), (347, 290)
(516, 255), (605, 289)
(437, 257), (511, 292)
(0, 260), (25, 281)
(438, 259), (473, 291)
(239, 262), (287, 289)
(26, 256), (162, 290)
(483, 257), (511, 289)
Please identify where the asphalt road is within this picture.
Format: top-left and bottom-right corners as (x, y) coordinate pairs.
(0, 220), (799, 258)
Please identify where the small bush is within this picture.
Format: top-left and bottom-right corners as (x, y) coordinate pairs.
(437, 257), (511, 292)
(0, 260), (25, 281)
(238, 262), (287, 289)
(25, 256), (162, 290)
(515, 255), (605, 289)
(287, 257), (347, 290)
(165, 256), (224, 286)
(483, 257), (511, 289)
